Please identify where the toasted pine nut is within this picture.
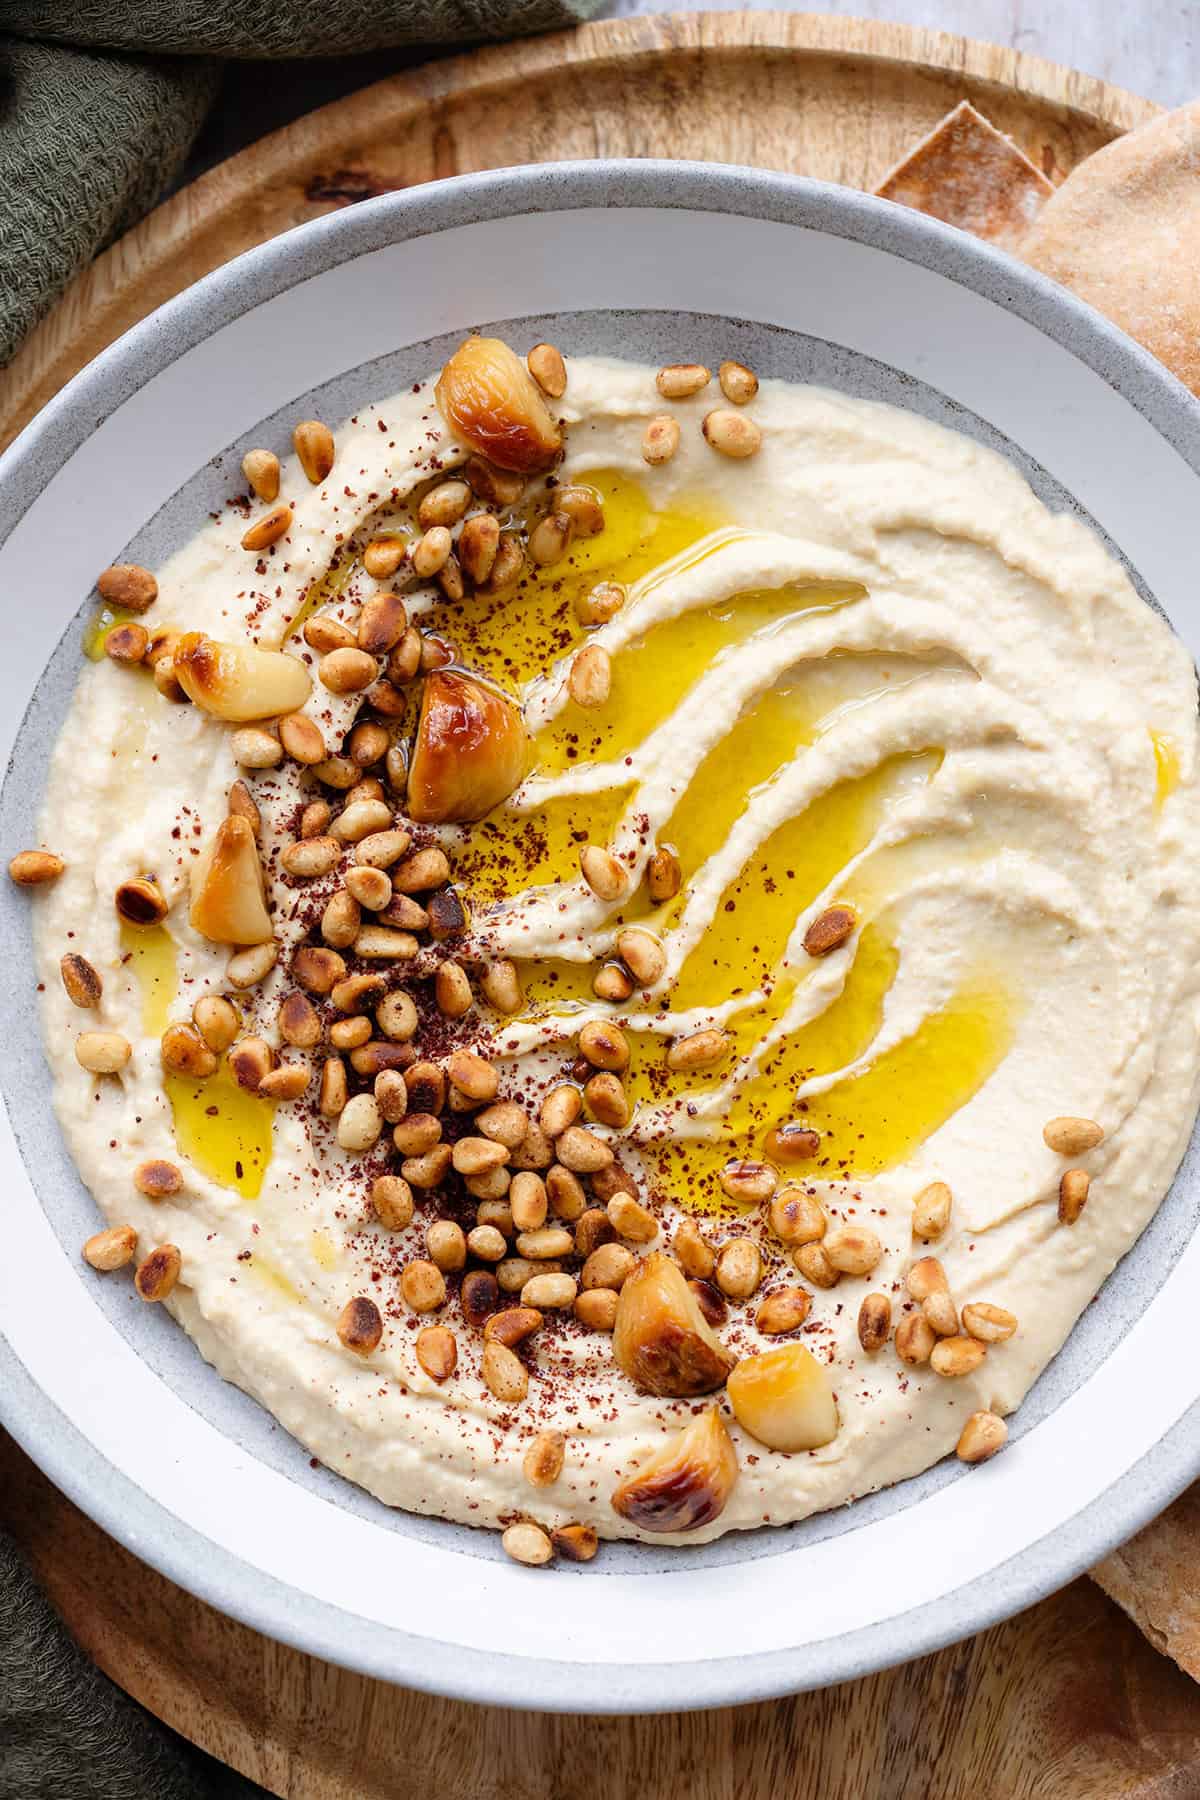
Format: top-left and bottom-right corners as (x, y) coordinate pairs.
(956, 1410), (1008, 1463)
(451, 510), (498, 584)
(321, 890), (361, 950)
(134, 1159), (183, 1200)
(406, 1061), (446, 1113)
(466, 1225), (507, 1264)
(913, 1180), (952, 1242)
(336, 1092), (383, 1153)
(460, 1269), (501, 1328)
(576, 580), (626, 627)
(794, 1241), (838, 1289)
(509, 1172), (548, 1233)
(895, 1311), (937, 1366)
(229, 1035), (274, 1092)
(227, 940), (278, 989)
(718, 360), (759, 404)
(481, 959), (524, 1015)
(241, 503), (292, 551)
(363, 536), (408, 581)
(355, 829), (412, 870)
(642, 414), (681, 465)
(645, 846), (682, 903)
(304, 616), (356, 657)
(719, 1160), (776, 1204)
(392, 1113), (441, 1155)
(314, 756), (363, 790)
(374, 1068), (409, 1123)
(281, 835), (341, 878)
(75, 1031), (131, 1075)
(502, 1520), (550, 1564)
(193, 994), (239, 1051)
(83, 1225), (138, 1271)
(579, 1019), (629, 1072)
(391, 846), (449, 892)
(318, 1056), (348, 1117)
(803, 905), (856, 956)
(755, 1287), (811, 1335)
(401, 1259), (447, 1312)
(418, 479), (471, 529)
(767, 1187), (826, 1247)
(347, 722), (390, 767)
(258, 1060), (311, 1101)
(320, 648), (378, 695)
(764, 1124), (821, 1165)
(274, 712), (324, 766)
(332, 801), (393, 846)
(414, 1324), (457, 1382)
(715, 1237), (763, 1298)
(230, 726), (282, 769)
(431, 961), (470, 1019)
(584, 1072), (630, 1129)
(105, 621), (150, 663)
(135, 1244), (181, 1302)
(523, 1428), (565, 1487)
(60, 953), (102, 1009)
(293, 419), (334, 484)
(341, 865), (389, 911)
(568, 643), (611, 709)
(961, 1302), (1017, 1343)
(906, 1255), (948, 1301)
(402, 1144), (453, 1189)
(242, 448), (280, 502)
(97, 563), (158, 611)
(923, 1291), (959, 1337)
(484, 1304), (543, 1343)
(657, 363), (710, 399)
(529, 512), (574, 567)
(553, 1522), (599, 1560)
(666, 1028), (731, 1072)
(228, 780), (261, 835)
(858, 1292), (892, 1352)
(527, 343), (567, 398)
(702, 408), (762, 458)
(337, 1296), (383, 1357)
(386, 628), (423, 686)
(521, 1272), (577, 1310)
(480, 536), (523, 592)
(1059, 1167), (1091, 1224)
(426, 1220), (467, 1271)
(931, 1335), (987, 1378)
(511, 1121), (554, 1172)
(580, 844), (627, 901)
(674, 1216), (715, 1279)
(482, 1339), (528, 1403)
(545, 1165), (587, 1223)
(575, 1287), (619, 1331)
(114, 877), (167, 927)
(329, 972), (386, 1015)
(540, 1085), (581, 1138)
(602, 1194), (652, 1246)
(516, 1227), (574, 1261)
(475, 1101), (528, 1150)
(370, 1175), (414, 1230)
(555, 1126), (613, 1174)
(556, 487), (604, 537)
(453, 1136), (509, 1177)
(330, 1017), (371, 1051)
(10, 849), (66, 885)
(445, 1048), (497, 1103)
(371, 989), (415, 1043)
(613, 930), (663, 990)
(1044, 1116), (1104, 1155)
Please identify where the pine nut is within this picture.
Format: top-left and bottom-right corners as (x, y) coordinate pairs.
(340, 865), (388, 911)
(579, 1019), (629, 1072)
(424, 1221), (465, 1271)
(528, 512), (573, 567)
(553, 1522), (598, 1561)
(391, 846), (449, 891)
(718, 360), (759, 404)
(278, 712), (326, 764)
(229, 1035), (274, 1092)
(715, 1237), (762, 1298)
(330, 1017), (371, 1051)
(523, 1428), (565, 1487)
(374, 1069), (409, 1123)
(961, 1302), (1017, 1343)
(858, 1292), (892, 1351)
(83, 1225), (138, 1271)
(337, 1092), (383, 1153)
(428, 962), (468, 1020)
(392, 1113), (442, 1155)
(348, 721), (390, 766)
(555, 1126), (613, 1174)
(923, 1291), (959, 1337)
(476, 1101), (529, 1149)
(465, 1225), (506, 1264)
(1044, 1116), (1104, 1155)
(10, 849), (65, 885)
(568, 643), (611, 708)
(755, 1287), (811, 1334)
(642, 414), (681, 464)
(516, 1227), (574, 1260)
(913, 1180), (952, 1241)
(294, 419), (334, 484)
(585, 1072), (629, 1129)
(458, 1269), (499, 1328)
(527, 342), (567, 397)
(304, 614), (355, 654)
(580, 844), (627, 901)
(355, 828), (411, 869)
(576, 580), (626, 626)
(135, 1244), (181, 1302)
(895, 1311), (936, 1365)
(242, 448), (279, 502)
(230, 727), (282, 769)
(702, 408), (762, 458)
(1057, 1166), (1091, 1227)
(320, 648), (378, 694)
(544, 1168), (585, 1226)
(556, 486), (604, 537)
(803, 905), (856, 956)
(484, 1304), (543, 1343)
(502, 1520), (550, 1564)
(401, 1259), (447, 1312)
(371, 1174), (414, 1230)
(540, 1085), (581, 1138)
(228, 780), (262, 835)
(511, 1122), (554, 1172)
(337, 1296), (383, 1356)
(412, 1325), (455, 1382)
(258, 1060), (311, 1101)
(482, 1339), (529, 1403)
(613, 929), (663, 989)
(406, 1060), (446, 1113)
(930, 1335), (987, 1378)
(646, 846), (682, 902)
(75, 1031), (131, 1074)
(281, 836), (341, 878)
(767, 1187), (826, 1246)
(481, 959), (524, 1015)
(97, 563), (157, 611)
(193, 994), (239, 1051)
(453, 1136), (509, 1176)
(363, 536), (408, 581)
(521, 1272), (577, 1310)
(227, 940), (278, 989)
(105, 621), (150, 663)
(674, 1216), (715, 1278)
(330, 972), (386, 1014)
(114, 877), (167, 927)
(794, 1241), (838, 1288)
(371, 989), (414, 1042)
(60, 953), (101, 1009)
(318, 1057), (348, 1116)
(321, 890), (361, 949)
(134, 1159), (183, 1200)
(956, 1411), (1008, 1463)
(402, 1144), (453, 1189)
(657, 363), (710, 399)
(575, 1287), (619, 1331)
(509, 1172), (548, 1233)
(719, 1160), (776, 1204)
(241, 503), (292, 551)
(279, 989), (323, 1047)
(906, 1255), (948, 1301)
(764, 1124), (820, 1164)
(354, 925), (418, 960)
(666, 1028), (730, 1072)
(418, 479), (471, 529)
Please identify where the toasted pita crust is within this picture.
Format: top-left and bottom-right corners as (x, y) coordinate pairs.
(1022, 101), (1200, 395)
(874, 99), (1054, 250)
(1092, 1482), (1200, 1680)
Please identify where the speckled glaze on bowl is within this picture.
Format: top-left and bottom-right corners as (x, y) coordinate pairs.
(2, 162), (1200, 1713)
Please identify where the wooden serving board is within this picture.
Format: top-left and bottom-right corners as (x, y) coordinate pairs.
(3, 14), (1196, 1797)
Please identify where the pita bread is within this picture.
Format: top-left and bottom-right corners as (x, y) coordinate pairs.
(874, 99), (1054, 250)
(1021, 101), (1200, 395)
(1093, 1482), (1200, 1680)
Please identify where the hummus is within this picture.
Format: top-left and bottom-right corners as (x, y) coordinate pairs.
(24, 346), (1200, 1546)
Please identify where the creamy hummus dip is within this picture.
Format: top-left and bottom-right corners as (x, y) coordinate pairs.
(20, 341), (1200, 1550)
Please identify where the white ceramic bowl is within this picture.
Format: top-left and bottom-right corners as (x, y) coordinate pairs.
(2, 162), (1200, 1712)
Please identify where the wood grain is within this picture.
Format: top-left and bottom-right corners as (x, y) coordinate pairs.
(0, 12), (1159, 452)
(0, 14), (1193, 1796)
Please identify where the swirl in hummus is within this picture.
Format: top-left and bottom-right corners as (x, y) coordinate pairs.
(15, 336), (1200, 1557)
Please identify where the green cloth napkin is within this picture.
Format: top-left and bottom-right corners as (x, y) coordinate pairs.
(0, 0), (601, 366)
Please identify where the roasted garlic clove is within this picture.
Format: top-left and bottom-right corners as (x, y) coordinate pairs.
(727, 1343), (839, 1453)
(174, 632), (312, 722)
(435, 336), (563, 473)
(406, 670), (529, 824)
(612, 1406), (738, 1534)
(612, 1251), (736, 1398)
(189, 816), (273, 944)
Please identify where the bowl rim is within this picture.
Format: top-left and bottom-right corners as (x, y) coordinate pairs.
(3, 157), (1200, 1713)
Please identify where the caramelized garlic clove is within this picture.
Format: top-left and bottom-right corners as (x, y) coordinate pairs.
(612, 1406), (738, 1534)
(175, 632), (312, 722)
(726, 1342), (839, 1453)
(435, 336), (563, 473)
(612, 1251), (736, 1398)
(406, 670), (529, 824)
(189, 815), (273, 944)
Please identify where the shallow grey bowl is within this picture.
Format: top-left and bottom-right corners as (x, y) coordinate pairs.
(2, 162), (1200, 1713)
